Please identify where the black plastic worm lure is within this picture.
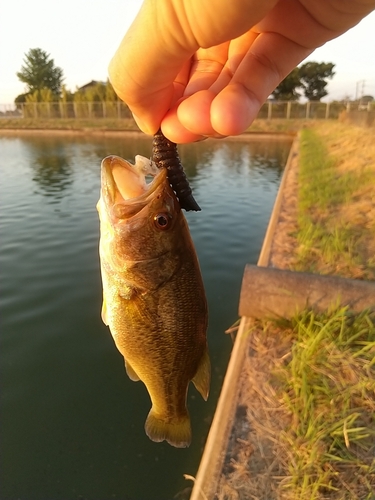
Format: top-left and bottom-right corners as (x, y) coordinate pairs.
(152, 129), (201, 212)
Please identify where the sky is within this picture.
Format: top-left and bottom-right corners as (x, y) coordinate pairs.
(1, 1), (374, 104)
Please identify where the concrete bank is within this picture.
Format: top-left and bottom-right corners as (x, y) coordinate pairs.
(0, 128), (145, 138)
(0, 127), (293, 142)
(0, 127), (295, 142)
(190, 134), (300, 500)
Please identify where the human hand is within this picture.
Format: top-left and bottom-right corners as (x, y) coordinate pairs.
(109, 0), (375, 143)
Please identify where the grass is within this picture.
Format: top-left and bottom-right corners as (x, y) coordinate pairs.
(274, 308), (375, 499)
(294, 126), (375, 279)
(298, 130), (363, 209)
(219, 308), (375, 500)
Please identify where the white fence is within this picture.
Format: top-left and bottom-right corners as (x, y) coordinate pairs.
(0, 100), (373, 120)
(256, 100), (372, 119)
(0, 101), (133, 120)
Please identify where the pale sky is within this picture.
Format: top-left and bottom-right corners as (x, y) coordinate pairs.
(1, 1), (374, 104)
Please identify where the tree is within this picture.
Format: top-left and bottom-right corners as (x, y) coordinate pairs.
(299, 62), (335, 101)
(26, 88), (55, 103)
(360, 95), (374, 104)
(61, 85), (74, 103)
(105, 80), (118, 101)
(272, 68), (301, 101)
(16, 48), (64, 97)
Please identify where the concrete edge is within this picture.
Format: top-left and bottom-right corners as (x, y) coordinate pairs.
(190, 133), (300, 500)
(0, 128), (295, 142)
(0, 128), (145, 138)
(257, 133), (300, 266)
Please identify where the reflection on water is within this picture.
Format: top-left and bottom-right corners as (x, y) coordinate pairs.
(180, 138), (288, 180)
(30, 138), (74, 198)
(0, 133), (291, 500)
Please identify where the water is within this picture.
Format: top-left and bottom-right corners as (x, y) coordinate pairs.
(0, 133), (291, 500)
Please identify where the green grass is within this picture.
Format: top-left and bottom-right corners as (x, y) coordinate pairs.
(294, 128), (375, 277)
(272, 308), (375, 499)
(298, 130), (363, 210)
(296, 220), (363, 274)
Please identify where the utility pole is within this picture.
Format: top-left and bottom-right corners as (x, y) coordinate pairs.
(355, 80), (365, 101)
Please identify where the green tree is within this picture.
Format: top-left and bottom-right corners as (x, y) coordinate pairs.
(105, 80), (118, 101)
(26, 88), (55, 103)
(272, 68), (301, 101)
(299, 62), (335, 101)
(14, 93), (29, 106)
(61, 85), (74, 102)
(16, 48), (64, 96)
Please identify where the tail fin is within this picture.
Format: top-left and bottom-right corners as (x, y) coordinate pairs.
(145, 409), (191, 448)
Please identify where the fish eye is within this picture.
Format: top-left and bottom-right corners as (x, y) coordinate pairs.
(153, 212), (172, 230)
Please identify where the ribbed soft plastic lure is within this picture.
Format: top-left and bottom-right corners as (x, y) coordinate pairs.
(152, 129), (201, 211)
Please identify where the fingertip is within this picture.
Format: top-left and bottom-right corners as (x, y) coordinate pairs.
(132, 114), (159, 136)
(211, 85), (259, 136)
(178, 90), (216, 136)
(161, 107), (204, 144)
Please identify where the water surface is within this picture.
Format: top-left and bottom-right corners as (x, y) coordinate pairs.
(0, 133), (291, 500)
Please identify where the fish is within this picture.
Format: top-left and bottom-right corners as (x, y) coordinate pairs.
(97, 154), (210, 448)
(152, 129), (201, 212)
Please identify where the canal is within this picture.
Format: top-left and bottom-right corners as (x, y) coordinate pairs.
(0, 133), (291, 500)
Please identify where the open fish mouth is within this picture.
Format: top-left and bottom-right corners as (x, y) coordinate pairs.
(100, 155), (171, 220)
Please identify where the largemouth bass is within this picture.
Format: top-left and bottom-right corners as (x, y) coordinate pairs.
(97, 154), (210, 448)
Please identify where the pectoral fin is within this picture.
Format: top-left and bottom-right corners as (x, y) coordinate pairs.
(125, 359), (140, 382)
(192, 346), (211, 401)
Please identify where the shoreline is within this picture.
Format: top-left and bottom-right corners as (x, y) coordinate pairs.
(190, 133), (300, 500)
(0, 127), (294, 142)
